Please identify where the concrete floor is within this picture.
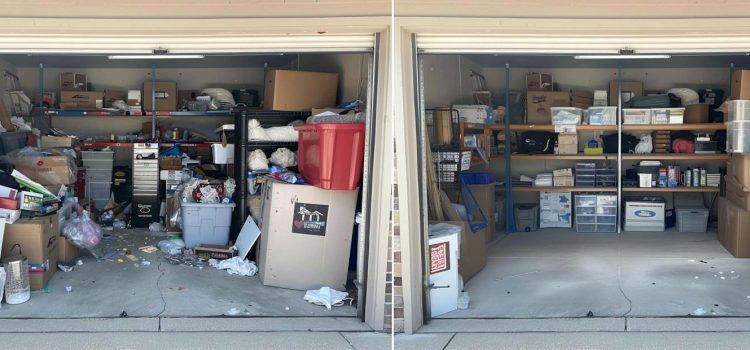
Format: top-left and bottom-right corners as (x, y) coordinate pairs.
(439, 228), (750, 318)
(0, 228), (356, 318)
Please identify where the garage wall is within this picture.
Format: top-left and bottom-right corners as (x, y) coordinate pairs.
(422, 54), (483, 108)
(396, 0), (750, 18)
(298, 53), (370, 104)
(0, 58), (19, 117)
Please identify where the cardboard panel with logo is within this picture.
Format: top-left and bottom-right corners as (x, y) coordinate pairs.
(58, 236), (79, 264)
(143, 81), (178, 112)
(722, 197), (750, 258)
(728, 154), (750, 186)
(732, 69), (750, 100)
(526, 91), (570, 124)
(3, 213), (59, 289)
(263, 70), (338, 111)
(104, 89), (128, 108)
(12, 153), (76, 186)
(725, 175), (750, 211)
(60, 91), (104, 110)
(258, 179), (358, 290)
(59, 72), (87, 92)
(40, 136), (76, 148)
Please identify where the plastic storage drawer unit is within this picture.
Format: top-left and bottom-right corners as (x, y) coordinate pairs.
(181, 201), (236, 248)
(295, 123), (366, 190)
(727, 100), (750, 122)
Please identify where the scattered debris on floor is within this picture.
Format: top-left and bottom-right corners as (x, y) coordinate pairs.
(458, 291), (470, 309)
(57, 264), (73, 272)
(65, 286), (72, 293)
(692, 308), (707, 316)
(208, 256), (257, 276)
(226, 308), (241, 316)
(303, 287), (348, 310)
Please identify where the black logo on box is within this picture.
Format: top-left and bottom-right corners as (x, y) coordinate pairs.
(292, 203), (329, 236)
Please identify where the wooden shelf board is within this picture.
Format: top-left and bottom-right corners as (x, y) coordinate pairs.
(622, 123), (725, 131)
(513, 187), (617, 192)
(622, 187), (720, 192)
(488, 124), (617, 132)
(622, 153), (728, 160)
(511, 153), (617, 160)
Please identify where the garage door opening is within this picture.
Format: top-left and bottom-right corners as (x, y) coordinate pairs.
(0, 50), (378, 319)
(416, 51), (750, 320)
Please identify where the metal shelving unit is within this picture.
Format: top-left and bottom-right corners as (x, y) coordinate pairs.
(232, 108), (310, 236)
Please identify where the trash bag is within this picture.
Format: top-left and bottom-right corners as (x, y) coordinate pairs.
(303, 287), (348, 310)
(634, 134), (653, 154)
(62, 211), (103, 250)
(158, 238), (185, 255)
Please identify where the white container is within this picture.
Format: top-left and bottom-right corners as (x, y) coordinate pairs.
(81, 150), (114, 161)
(623, 109), (652, 124)
(586, 106), (617, 125)
(86, 181), (112, 209)
(638, 173), (653, 187)
(727, 100), (750, 122)
(551, 107), (583, 125)
(84, 168), (112, 182)
(181, 201), (236, 248)
(651, 108), (685, 124)
(727, 120), (750, 153)
(211, 144), (235, 164)
(82, 159), (114, 170)
(453, 104), (492, 124)
(624, 200), (665, 232)
(428, 223), (461, 317)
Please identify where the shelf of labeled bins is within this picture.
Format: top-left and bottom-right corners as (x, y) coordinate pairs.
(621, 153), (728, 160)
(622, 123), (726, 131)
(511, 153), (618, 160)
(489, 124), (618, 132)
(512, 186), (618, 192)
(47, 109), (233, 117)
(621, 186), (720, 193)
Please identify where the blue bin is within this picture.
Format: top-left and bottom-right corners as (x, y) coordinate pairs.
(460, 172), (494, 185)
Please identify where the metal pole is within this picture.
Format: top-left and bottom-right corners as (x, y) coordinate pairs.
(504, 63), (516, 233)
(39, 63), (47, 131)
(617, 64), (622, 234)
(151, 64), (157, 139)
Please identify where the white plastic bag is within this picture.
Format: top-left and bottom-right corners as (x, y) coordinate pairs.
(158, 238), (185, 255)
(247, 119), (270, 141)
(247, 149), (269, 171)
(303, 287), (348, 310)
(634, 134), (653, 154)
(208, 257), (257, 276)
(269, 148), (297, 168)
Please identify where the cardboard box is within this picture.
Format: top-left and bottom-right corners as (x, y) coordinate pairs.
(732, 69), (750, 100)
(60, 91), (104, 110)
(258, 179), (358, 290)
(58, 236), (79, 263)
(722, 197), (750, 258)
(526, 72), (553, 91)
(103, 89), (127, 108)
(3, 213), (59, 289)
(194, 244), (237, 260)
(468, 183), (495, 243)
(685, 103), (709, 123)
(12, 154), (76, 185)
(725, 175), (750, 211)
(728, 154), (750, 186)
(526, 91), (570, 124)
(159, 157), (182, 170)
(553, 168), (573, 177)
(59, 72), (86, 92)
(40, 135), (76, 148)
(429, 220), (486, 283)
(263, 70), (338, 112)
(609, 80), (643, 106)
(127, 90), (142, 106)
(143, 81), (178, 112)
(553, 176), (574, 187)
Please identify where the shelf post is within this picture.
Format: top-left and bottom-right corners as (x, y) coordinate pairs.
(151, 64), (157, 139)
(504, 63), (516, 233)
(616, 63), (622, 234)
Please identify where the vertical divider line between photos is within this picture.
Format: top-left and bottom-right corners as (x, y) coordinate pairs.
(504, 63), (515, 233)
(617, 63), (623, 234)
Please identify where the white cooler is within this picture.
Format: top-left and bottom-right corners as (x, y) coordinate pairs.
(428, 223), (461, 317)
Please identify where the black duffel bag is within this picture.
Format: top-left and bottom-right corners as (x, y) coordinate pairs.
(518, 131), (556, 154)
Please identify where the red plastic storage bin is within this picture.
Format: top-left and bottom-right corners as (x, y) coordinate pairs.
(295, 123), (366, 190)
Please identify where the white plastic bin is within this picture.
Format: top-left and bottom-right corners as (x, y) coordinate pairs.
(727, 121), (750, 153)
(586, 106), (617, 125)
(551, 107), (583, 125)
(623, 109), (652, 124)
(181, 201), (236, 248)
(652, 108), (685, 124)
(212, 144), (235, 164)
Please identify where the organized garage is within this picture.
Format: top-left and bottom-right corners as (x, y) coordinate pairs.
(0, 45), (382, 320)
(415, 48), (750, 320)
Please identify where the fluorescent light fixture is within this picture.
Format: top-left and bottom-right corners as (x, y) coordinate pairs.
(107, 54), (205, 60)
(574, 54), (671, 60)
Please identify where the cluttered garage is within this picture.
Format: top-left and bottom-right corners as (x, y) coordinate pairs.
(417, 51), (750, 320)
(0, 50), (377, 318)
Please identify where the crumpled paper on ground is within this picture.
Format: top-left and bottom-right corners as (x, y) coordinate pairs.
(303, 287), (348, 310)
(209, 256), (257, 276)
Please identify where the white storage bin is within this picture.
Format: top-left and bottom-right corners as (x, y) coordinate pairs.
(623, 109), (652, 124)
(81, 150), (114, 160)
(85, 168), (112, 182)
(727, 121), (750, 153)
(727, 100), (750, 122)
(586, 106), (617, 125)
(551, 107), (583, 125)
(212, 144), (234, 164)
(652, 108), (685, 124)
(676, 207), (709, 232)
(83, 159), (114, 170)
(181, 201), (236, 248)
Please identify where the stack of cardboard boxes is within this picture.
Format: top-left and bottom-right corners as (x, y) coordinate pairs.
(719, 154), (750, 257)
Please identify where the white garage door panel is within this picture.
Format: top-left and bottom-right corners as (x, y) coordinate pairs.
(0, 35), (375, 54)
(416, 34), (750, 54)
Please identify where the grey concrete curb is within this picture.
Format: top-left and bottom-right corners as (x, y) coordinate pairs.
(419, 318), (626, 333)
(627, 317), (750, 332)
(0, 318), (160, 332)
(160, 317), (373, 332)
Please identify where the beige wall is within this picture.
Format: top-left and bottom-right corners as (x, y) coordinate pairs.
(298, 53), (371, 103)
(3, 0), (390, 18)
(397, 0), (750, 18)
